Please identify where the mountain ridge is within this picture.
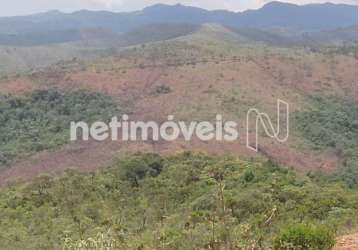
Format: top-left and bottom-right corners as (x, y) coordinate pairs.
(1, 2), (358, 35)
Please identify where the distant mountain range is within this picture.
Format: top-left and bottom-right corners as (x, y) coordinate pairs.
(1, 1), (358, 47)
(1, 1), (358, 35)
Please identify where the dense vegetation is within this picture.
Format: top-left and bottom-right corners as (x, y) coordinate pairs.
(0, 89), (120, 165)
(295, 96), (358, 188)
(0, 153), (357, 249)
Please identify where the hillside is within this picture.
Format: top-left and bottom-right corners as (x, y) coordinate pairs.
(304, 26), (358, 46)
(1, 26), (358, 187)
(0, 153), (356, 249)
(1, 3), (358, 249)
(0, 23), (199, 76)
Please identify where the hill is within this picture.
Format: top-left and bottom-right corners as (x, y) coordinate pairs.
(303, 25), (358, 46)
(0, 23), (199, 75)
(1, 3), (358, 249)
(1, 26), (358, 187)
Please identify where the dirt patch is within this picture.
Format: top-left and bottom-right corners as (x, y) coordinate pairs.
(334, 233), (358, 250)
(0, 139), (155, 187)
(0, 77), (40, 94)
(0, 134), (335, 187)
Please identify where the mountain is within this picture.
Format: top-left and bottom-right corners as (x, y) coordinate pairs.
(1, 2), (358, 37)
(238, 2), (358, 31)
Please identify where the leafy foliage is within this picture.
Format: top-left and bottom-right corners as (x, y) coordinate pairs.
(0, 89), (120, 165)
(295, 96), (358, 188)
(295, 96), (358, 149)
(274, 223), (335, 250)
(0, 153), (357, 249)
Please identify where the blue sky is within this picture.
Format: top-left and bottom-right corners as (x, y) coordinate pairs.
(1, 0), (358, 16)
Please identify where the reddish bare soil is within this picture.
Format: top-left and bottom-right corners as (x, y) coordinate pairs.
(0, 136), (334, 186)
(0, 77), (41, 94)
(2, 51), (357, 184)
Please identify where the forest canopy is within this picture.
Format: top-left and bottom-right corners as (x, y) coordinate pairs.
(0, 153), (356, 249)
(0, 89), (120, 165)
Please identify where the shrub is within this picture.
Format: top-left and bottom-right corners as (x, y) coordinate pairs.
(0, 89), (120, 165)
(120, 153), (164, 186)
(242, 170), (255, 183)
(154, 85), (172, 95)
(273, 223), (335, 250)
(295, 96), (358, 188)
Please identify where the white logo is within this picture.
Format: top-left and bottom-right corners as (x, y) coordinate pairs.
(70, 99), (290, 152)
(246, 99), (289, 152)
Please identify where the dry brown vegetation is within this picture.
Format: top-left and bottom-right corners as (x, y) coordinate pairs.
(1, 39), (358, 185)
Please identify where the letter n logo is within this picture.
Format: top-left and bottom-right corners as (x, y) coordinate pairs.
(246, 99), (289, 152)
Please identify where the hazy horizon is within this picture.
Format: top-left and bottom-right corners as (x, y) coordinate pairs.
(1, 0), (358, 17)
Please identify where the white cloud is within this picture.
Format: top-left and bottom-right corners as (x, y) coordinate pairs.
(88, 0), (123, 9)
(89, 0), (113, 8)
